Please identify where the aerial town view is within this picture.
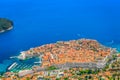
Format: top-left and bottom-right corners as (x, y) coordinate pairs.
(0, 39), (120, 80)
(0, 0), (120, 80)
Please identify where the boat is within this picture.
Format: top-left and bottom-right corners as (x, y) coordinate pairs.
(34, 61), (41, 64)
(8, 62), (18, 70)
(10, 56), (18, 59)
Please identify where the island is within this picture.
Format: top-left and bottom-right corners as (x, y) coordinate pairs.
(1, 39), (120, 80)
(0, 18), (13, 33)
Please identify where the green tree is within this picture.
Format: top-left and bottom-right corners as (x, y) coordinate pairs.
(64, 77), (68, 80)
(47, 66), (57, 70)
(56, 78), (60, 80)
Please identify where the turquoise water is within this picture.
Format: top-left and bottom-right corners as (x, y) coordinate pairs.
(0, 58), (40, 74)
(0, 0), (120, 73)
(9, 58), (40, 72)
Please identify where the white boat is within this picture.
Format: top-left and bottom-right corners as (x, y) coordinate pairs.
(8, 62), (18, 70)
(34, 61), (41, 64)
(10, 56), (17, 59)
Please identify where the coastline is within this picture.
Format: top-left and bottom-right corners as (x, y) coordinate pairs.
(0, 26), (13, 33)
(17, 39), (117, 68)
(0, 38), (120, 79)
(7, 26), (13, 30)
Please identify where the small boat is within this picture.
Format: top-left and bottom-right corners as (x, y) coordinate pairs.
(34, 61), (41, 64)
(10, 56), (17, 59)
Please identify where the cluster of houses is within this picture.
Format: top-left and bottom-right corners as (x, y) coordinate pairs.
(15, 49), (117, 77)
(15, 39), (117, 77)
(18, 68), (64, 78)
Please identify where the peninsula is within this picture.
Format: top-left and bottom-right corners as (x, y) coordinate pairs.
(0, 18), (13, 33)
(18, 39), (116, 69)
(1, 39), (120, 80)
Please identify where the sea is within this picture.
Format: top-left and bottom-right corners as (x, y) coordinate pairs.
(0, 0), (120, 73)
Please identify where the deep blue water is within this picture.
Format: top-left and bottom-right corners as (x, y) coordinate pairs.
(0, 0), (120, 73)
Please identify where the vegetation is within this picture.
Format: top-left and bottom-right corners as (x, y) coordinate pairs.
(76, 69), (100, 75)
(47, 66), (57, 70)
(64, 77), (69, 80)
(0, 18), (13, 32)
(56, 78), (61, 80)
(0, 75), (2, 78)
(112, 54), (117, 60)
(102, 64), (109, 71)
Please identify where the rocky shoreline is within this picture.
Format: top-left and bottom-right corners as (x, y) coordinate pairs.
(0, 26), (13, 33)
